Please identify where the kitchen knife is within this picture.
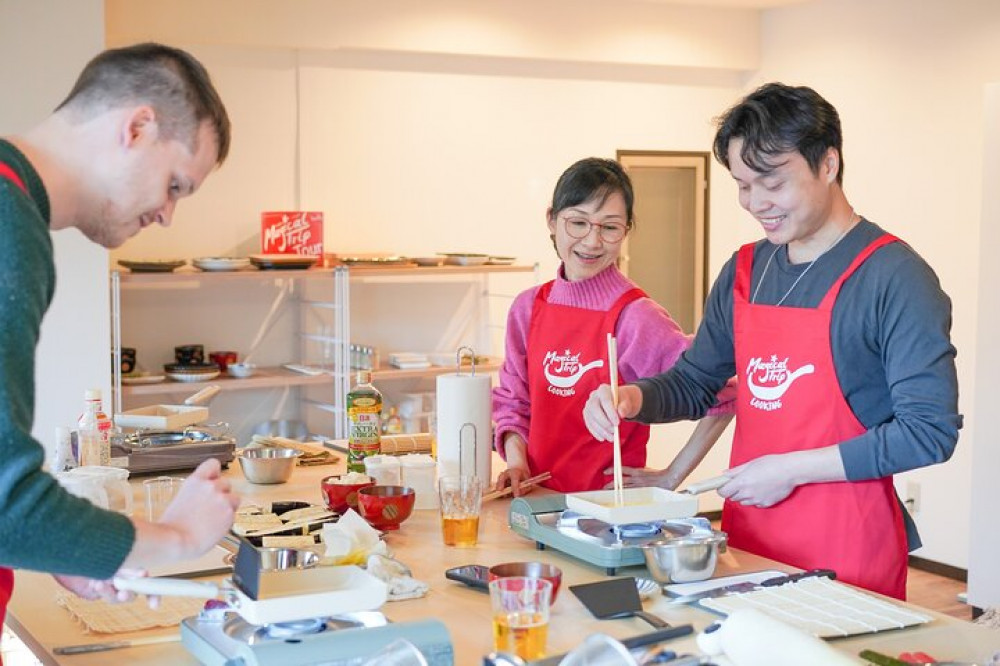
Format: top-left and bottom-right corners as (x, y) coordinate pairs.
(667, 568), (836, 605)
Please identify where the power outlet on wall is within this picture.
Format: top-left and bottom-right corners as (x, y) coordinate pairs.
(904, 481), (921, 515)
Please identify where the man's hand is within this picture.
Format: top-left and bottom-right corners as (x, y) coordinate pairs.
(718, 447), (847, 508)
(583, 384), (643, 442)
(159, 458), (239, 558)
(717, 455), (800, 508)
(53, 568), (158, 607)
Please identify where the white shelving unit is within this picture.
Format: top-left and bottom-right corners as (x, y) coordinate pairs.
(110, 266), (351, 442)
(110, 263), (536, 441)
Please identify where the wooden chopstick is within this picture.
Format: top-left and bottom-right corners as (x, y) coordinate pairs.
(607, 333), (624, 507)
(483, 471), (552, 502)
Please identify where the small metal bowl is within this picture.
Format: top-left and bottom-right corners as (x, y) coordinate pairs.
(641, 530), (728, 584)
(237, 447), (301, 484)
(258, 547), (319, 571)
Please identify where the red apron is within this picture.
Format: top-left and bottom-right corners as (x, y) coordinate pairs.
(526, 282), (649, 492)
(0, 161), (27, 634)
(723, 234), (909, 599)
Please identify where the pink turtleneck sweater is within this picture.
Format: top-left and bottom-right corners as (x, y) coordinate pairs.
(493, 264), (734, 458)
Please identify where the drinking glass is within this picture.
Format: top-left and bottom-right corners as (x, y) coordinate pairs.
(143, 476), (183, 521)
(489, 577), (552, 661)
(437, 475), (482, 547)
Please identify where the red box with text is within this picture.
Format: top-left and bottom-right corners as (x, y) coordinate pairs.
(260, 211), (323, 256)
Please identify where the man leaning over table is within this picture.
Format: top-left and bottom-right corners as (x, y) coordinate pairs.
(0, 43), (240, 648)
(583, 83), (960, 600)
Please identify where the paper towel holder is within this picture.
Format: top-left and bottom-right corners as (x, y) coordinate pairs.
(459, 422), (478, 477)
(456, 345), (478, 376)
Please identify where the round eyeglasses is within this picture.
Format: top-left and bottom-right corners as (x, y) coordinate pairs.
(563, 217), (628, 243)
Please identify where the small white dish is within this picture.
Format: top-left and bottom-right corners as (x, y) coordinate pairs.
(193, 257), (251, 272)
(487, 256), (516, 265)
(227, 362), (257, 378)
(439, 253), (490, 266)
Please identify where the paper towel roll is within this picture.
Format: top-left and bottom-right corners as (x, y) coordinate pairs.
(436, 372), (492, 483)
(696, 608), (855, 666)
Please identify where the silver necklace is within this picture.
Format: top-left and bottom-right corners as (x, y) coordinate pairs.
(751, 211), (858, 306)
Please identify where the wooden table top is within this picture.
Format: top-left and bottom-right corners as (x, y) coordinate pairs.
(7, 460), (998, 664)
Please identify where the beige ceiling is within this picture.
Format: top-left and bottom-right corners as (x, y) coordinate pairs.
(632, 0), (809, 7)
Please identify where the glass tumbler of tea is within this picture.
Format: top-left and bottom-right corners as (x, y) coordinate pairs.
(437, 475), (482, 547)
(489, 576), (552, 661)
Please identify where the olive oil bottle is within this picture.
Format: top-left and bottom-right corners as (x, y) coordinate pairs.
(347, 370), (382, 473)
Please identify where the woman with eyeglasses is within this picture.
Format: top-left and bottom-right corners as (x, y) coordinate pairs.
(491, 157), (734, 495)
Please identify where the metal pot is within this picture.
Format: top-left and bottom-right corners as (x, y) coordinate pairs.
(641, 530), (727, 584)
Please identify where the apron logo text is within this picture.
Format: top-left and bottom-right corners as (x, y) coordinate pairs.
(542, 349), (604, 396)
(745, 355), (816, 411)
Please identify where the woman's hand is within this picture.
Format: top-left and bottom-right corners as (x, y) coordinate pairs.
(494, 466), (535, 497)
(602, 466), (681, 490)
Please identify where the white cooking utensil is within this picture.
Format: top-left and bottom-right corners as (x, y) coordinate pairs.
(679, 475), (730, 495)
(607, 333), (623, 507)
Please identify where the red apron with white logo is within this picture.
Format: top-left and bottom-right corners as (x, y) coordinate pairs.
(723, 234), (908, 599)
(526, 282), (649, 492)
(0, 161), (27, 641)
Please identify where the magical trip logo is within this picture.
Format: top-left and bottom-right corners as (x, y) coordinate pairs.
(542, 349), (604, 397)
(745, 355), (815, 411)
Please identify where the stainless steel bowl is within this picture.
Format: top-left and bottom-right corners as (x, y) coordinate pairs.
(237, 447), (301, 484)
(258, 547), (319, 570)
(641, 530), (728, 584)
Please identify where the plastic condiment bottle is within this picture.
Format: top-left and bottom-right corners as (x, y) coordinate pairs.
(77, 389), (111, 467)
(400, 453), (438, 509)
(364, 454), (401, 486)
(347, 370), (382, 473)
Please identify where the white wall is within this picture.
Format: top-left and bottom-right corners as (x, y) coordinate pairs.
(100, 0), (996, 566)
(0, 0), (109, 457)
(968, 83), (1000, 608)
(757, 0), (1000, 571)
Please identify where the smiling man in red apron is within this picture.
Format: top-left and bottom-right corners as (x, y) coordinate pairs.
(584, 84), (960, 599)
(0, 45), (241, 657)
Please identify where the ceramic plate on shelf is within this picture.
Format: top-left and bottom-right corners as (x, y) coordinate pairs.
(341, 254), (412, 266)
(192, 257), (251, 272)
(249, 254), (319, 270)
(121, 373), (166, 385)
(408, 256), (446, 267)
(166, 370), (221, 383)
(487, 256), (516, 265)
(438, 253), (490, 266)
(117, 259), (187, 273)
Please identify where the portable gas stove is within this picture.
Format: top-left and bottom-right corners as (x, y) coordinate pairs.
(111, 426), (236, 474)
(119, 539), (453, 665)
(181, 612), (453, 666)
(508, 494), (713, 575)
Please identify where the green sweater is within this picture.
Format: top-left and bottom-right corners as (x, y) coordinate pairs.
(0, 139), (134, 578)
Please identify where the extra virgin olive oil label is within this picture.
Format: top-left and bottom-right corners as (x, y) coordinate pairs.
(347, 376), (382, 473)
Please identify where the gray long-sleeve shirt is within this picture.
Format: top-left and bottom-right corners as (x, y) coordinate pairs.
(634, 219), (961, 547)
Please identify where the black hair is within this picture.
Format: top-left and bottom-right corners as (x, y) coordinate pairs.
(550, 157), (635, 227)
(713, 83), (843, 184)
(56, 42), (231, 164)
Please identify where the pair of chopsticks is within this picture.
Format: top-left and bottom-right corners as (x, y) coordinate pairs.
(608, 333), (624, 507)
(482, 471), (552, 502)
